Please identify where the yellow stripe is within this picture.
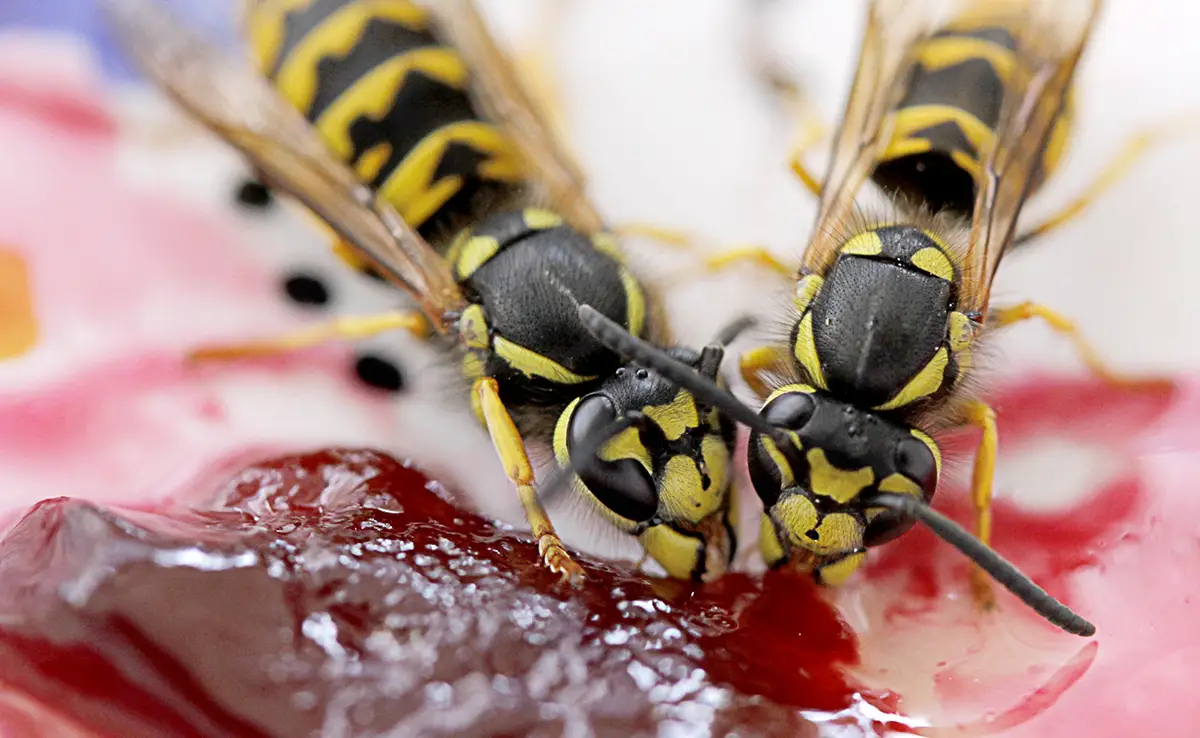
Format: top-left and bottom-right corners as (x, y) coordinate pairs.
(493, 336), (597, 384)
(375, 122), (525, 229)
(840, 231), (883, 257)
(909, 428), (942, 477)
(889, 105), (996, 161)
(643, 390), (699, 442)
(599, 427), (653, 476)
(909, 247), (955, 281)
(759, 436), (795, 489)
(874, 347), (950, 411)
(314, 47), (467, 157)
(764, 383), (817, 405)
(453, 235), (501, 280)
(276, 2), (435, 114)
(915, 37), (1015, 82)
(791, 313), (826, 389)
(245, 0), (319, 75)
(794, 275), (824, 313)
(806, 448), (874, 504)
(620, 269), (647, 338)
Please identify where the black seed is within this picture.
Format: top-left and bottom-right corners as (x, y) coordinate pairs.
(235, 179), (273, 210)
(805, 529), (819, 540)
(282, 273), (331, 307)
(355, 355), (405, 393)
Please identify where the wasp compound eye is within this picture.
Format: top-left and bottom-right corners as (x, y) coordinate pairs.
(762, 391), (816, 431)
(568, 395), (658, 524)
(894, 436), (938, 493)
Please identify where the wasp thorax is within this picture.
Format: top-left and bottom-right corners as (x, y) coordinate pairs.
(748, 387), (941, 559)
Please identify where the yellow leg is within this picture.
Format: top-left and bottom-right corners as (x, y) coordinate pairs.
(615, 225), (793, 283)
(962, 399), (999, 610)
(188, 311), (429, 363)
(1015, 116), (1200, 246)
(989, 301), (1168, 388)
(474, 377), (584, 582)
(739, 344), (790, 398)
(787, 111), (826, 199)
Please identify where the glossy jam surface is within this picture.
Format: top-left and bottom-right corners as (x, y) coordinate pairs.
(0, 449), (904, 738)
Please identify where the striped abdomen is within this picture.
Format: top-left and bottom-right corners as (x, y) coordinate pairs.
(245, 0), (526, 246)
(872, 21), (1072, 217)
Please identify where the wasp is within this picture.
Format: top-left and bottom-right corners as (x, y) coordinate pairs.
(102, 0), (744, 583)
(569, 0), (1184, 637)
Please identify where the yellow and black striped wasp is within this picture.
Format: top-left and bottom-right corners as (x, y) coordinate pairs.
(570, 0), (1175, 637)
(102, 0), (745, 583)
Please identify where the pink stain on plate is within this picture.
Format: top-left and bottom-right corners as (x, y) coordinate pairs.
(0, 48), (400, 510)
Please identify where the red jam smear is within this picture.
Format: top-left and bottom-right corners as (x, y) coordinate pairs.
(0, 449), (902, 737)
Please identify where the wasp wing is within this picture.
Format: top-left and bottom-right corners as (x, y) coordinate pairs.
(800, 0), (942, 274)
(430, 0), (606, 234)
(960, 0), (1102, 315)
(101, 0), (467, 328)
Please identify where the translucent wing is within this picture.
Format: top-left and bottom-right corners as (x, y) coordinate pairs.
(102, 0), (467, 329)
(960, 0), (1102, 315)
(430, 0), (606, 234)
(800, 0), (942, 273)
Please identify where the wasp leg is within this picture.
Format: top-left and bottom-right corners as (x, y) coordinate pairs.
(615, 225), (793, 283)
(1014, 117), (1199, 247)
(739, 344), (792, 399)
(787, 112), (827, 198)
(188, 311), (430, 362)
(474, 377), (584, 583)
(962, 399), (999, 610)
(989, 301), (1169, 389)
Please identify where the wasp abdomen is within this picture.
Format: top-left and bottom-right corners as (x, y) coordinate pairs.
(872, 22), (1069, 216)
(247, 0), (525, 244)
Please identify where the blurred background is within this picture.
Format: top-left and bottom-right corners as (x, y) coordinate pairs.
(1, 1), (1198, 734)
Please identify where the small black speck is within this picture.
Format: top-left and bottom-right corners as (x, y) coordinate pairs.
(282, 272), (331, 307)
(234, 179), (273, 210)
(805, 529), (820, 541)
(355, 355), (405, 393)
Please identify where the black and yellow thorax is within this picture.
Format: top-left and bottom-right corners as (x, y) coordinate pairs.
(871, 18), (1072, 216)
(791, 224), (977, 420)
(245, 0), (526, 246)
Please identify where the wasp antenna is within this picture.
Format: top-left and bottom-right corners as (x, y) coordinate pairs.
(539, 413), (642, 508)
(577, 305), (781, 440)
(710, 315), (758, 348)
(863, 492), (1096, 637)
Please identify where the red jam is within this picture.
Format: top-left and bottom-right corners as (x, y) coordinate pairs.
(0, 449), (903, 737)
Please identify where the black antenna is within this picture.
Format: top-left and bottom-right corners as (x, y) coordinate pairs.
(577, 306), (784, 442)
(538, 413), (644, 508)
(861, 492), (1096, 637)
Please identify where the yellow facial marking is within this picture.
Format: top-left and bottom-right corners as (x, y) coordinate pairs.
(774, 496), (863, 556)
(453, 235), (501, 281)
(598, 426), (653, 472)
(792, 313), (827, 389)
(758, 513), (787, 567)
(764, 383), (818, 404)
(551, 398), (579, 465)
(492, 336), (598, 384)
(620, 269), (647, 338)
(523, 208), (564, 230)
(659, 455), (721, 523)
(759, 435), (796, 489)
(457, 304), (490, 350)
(910, 247), (955, 281)
(806, 448), (875, 504)
(909, 428), (942, 477)
(643, 390), (698, 442)
(948, 311), (975, 352)
(817, 552), (866, 586)
(874, 347), (949, 411)
(878, 473), (924, 498)
(794, 275), (825, 313)
(638, 525), (702, 580)
(840, 231), (884, 257)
